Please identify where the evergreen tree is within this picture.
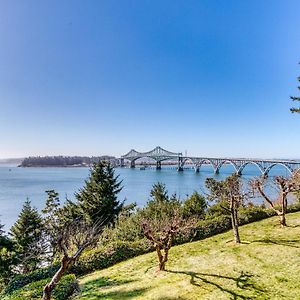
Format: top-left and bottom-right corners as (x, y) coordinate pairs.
(150, 182), (169, 202)
(41, 190), (61, 262)
(76, 161), (123, 225)
(291, 62), (300, 113)
(10, 200), (45, 273)
(183, 191), (207, 219)
(0, 220), (15, 285)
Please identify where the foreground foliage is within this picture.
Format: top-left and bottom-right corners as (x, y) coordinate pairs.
(141, 183), (196, 270)
(2, 274), (78, 300)
(77, 212), (300, 300)
(290, 61), (300, 113)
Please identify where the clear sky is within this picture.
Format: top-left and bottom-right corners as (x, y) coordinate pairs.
(0, 0), (300, 159)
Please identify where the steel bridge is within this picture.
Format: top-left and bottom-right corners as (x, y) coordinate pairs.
(121, 146), (300, 177)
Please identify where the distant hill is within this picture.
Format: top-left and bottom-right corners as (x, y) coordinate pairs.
(20, 156), (118, 167)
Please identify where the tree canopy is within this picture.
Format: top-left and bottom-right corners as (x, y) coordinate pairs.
(290, 62), (300, 113)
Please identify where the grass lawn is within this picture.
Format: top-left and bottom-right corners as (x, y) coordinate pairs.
(77, 212), (300, 300)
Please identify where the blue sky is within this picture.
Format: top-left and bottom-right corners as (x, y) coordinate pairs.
(0, 0), (300, 159)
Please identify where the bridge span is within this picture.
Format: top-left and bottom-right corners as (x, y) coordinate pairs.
(120, 146), (300, 177)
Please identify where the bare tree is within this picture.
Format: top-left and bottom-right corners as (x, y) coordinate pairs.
(205, 174), (248, 244)
(141, 207), (195, 271)
(251, 176), (300, 227)
(42, 219), (102, 300)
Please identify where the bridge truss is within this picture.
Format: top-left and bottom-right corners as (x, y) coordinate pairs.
(121, 147), (300, 176)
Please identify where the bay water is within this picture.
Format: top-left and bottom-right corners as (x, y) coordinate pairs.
(0, 164), (290, 231)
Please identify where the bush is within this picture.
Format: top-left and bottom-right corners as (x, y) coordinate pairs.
(2, 274), (78, 300)
(238, 205), (275, 225)
(3, 263), (59, 295)
(193, 215), (231, 240)
(70, 240), (151, 275)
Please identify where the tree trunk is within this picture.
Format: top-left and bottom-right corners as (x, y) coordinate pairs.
(160, 249), (169, 271)
(231, 205), (240, 244)
(42, 255), (71, 300)
(279, 213), (286, 227)
(279, 194), (287, 227)
(156, 245), (165, 271)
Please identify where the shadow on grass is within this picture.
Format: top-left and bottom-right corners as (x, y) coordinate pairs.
(167, 270), (265, 300)
(80, 277), (149, 299)
(252, 238), (300, 248)
(157, 297), (187, 300)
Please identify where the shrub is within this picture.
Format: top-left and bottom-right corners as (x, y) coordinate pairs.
(193, 215), (231, 240)
(70, 240), (151, 275)
(2, 274), (78, 300)
(3, 264), (59, 295)
(238, 205), (275, 225)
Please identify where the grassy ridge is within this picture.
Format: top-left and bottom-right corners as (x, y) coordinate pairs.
(77, 212), (300, 300)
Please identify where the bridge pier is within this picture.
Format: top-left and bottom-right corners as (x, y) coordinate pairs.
(156, 161), (161, 170)
(120, 158), (125, 167)
(120, 147), (300, 177)
(177, 157), (184, 171)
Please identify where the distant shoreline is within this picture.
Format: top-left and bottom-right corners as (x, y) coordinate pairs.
(18, 164), (91, 168)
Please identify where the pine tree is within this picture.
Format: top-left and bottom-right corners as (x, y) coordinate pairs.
(41, 190), (61, 262)
(10, 199), (45, 273)
(183, 191), (207, 219)
(150, 182), (169, 202)
(291, 62), (300, 113)
(76, 161), (123, 225)
(0, 220), (15, 284)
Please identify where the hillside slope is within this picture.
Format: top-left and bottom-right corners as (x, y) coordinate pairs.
(77, 212), (300, 300)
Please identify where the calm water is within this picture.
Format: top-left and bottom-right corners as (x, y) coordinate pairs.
(0, 164), (291, 231)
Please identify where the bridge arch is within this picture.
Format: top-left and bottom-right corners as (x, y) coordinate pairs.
(197, 159), (218, 173)
(237, 162), (265, 175)
(216, 160), (239, 174)
(263, 163), (293, 177)
(181, 158), (200, 172)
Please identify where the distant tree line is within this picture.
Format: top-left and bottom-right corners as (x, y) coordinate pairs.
(20, 156), (118, 167)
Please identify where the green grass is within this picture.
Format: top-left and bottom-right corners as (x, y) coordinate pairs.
(77, 212), (300, 300)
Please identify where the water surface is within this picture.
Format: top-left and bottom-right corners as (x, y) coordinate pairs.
(0, 164), (290, 231)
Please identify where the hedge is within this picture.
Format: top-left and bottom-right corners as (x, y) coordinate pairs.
(3, 264), (60, 295)
(1, 274), (78, 300)
(70, 240), (152, 276)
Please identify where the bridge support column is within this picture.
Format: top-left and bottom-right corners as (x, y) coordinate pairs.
(120, 158), (125, 167)
(130, 161), (135, 168)
(177, 157), (184, 171)
(195, 167), (199, 173)
(156, 161), (161, 170)
(214, 168), (219, 174)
